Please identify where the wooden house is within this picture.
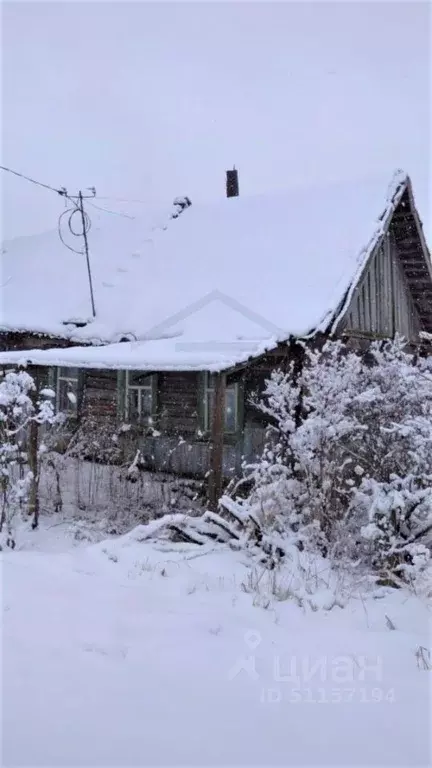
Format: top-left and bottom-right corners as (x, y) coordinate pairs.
(1, 170), (431, 506)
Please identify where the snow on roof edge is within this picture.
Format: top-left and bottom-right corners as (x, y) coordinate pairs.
(324, 169), (409, 337)
(0, 337), (280, 374)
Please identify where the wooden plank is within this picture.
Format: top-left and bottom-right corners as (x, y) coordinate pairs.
(360, 276), (368, 331)
(27, 365), (42, 528)
(383, 239), (392, 335)
(400, 255), (426, 264)
(383, 230), (424, 341)
(367, 271), (373, 330)
(368, 253), (377, 332)
(398, 259), (405, 333)
(362, 282), (369, 330)
(208, 372), (226, 511)
(374, 246), (381, 332)
(342, 328), (400, 340)
(375, 245), (382, 332)
(357, 294), (363, 330)
(390, 239), (398, 335)
(348, 301), (357, 329)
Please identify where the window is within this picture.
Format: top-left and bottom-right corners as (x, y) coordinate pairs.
(56, 367), (79, 416)
(203, 374), (239, 433)
(125, 371), (155, 424)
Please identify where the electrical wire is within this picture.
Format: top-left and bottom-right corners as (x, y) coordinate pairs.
(58, 203), (91, 255)
(2, 162), (97, 317)
(1, 165), (143, 215)
(0, 164), (66, 196)
(95, 196), (148, 204)
(58, 209), (81, 254)
(87, 200), (135, 220)
(0, 163), (84, 252)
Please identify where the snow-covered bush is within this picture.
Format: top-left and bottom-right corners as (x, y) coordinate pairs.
(353, 475), (432, 589)
(348, 339), (432, 590)
(227, 337), (432, 590)
(349, 336), (432, 482)
(0, 369), (56, 546)
(229, 341), (363, 552)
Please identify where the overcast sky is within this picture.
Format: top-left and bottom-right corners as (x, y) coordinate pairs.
(1, 1), (430, 240)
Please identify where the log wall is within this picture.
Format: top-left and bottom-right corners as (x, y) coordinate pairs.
(79, 367), (269, 479)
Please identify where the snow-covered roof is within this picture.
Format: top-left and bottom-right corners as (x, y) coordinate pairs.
(0, 170), (418, 371)
(0, 336), (276, 373)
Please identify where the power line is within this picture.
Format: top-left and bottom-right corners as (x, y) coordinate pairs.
(0, 165), (149, 209)
(87, 200), (135, 220)
(1, 163), (98, 319)
(1, 166), (146, 213)
(0, 164), (66, 197)
(95, 196), (148, 204)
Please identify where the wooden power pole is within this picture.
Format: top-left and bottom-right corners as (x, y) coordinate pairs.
(77, 191), (96, 318)
(208, 372), (226, 511)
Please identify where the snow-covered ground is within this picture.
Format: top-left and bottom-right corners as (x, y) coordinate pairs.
(1, 520), (431, 767)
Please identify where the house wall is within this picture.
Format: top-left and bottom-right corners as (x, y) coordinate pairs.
(341, 237), (422, 340)
(81, 370), (201, 436)
(0, 331), (279, 479)
(158, 372), (199, 436)
(0, 332), (75, 352)
(80, 367), (267, 479)
(130, 385), (267, 480)
(82, 369), (118, 423)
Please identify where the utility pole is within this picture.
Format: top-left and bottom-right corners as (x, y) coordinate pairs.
(0, 166), (98, 320)
(208, 372), (226, 510)
(77, 191), (96, 318)
(59, 187), (97, 319)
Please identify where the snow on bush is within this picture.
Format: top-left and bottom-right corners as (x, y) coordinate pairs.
(0, 369), (56, 547)
(354, 475), (432, 590)
(227, 337), (432, 594)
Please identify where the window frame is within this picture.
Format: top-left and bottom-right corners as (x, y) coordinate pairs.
(55, 366), (80, 418)
(202, 373), (241, 435)
(124, 370), (157, 425)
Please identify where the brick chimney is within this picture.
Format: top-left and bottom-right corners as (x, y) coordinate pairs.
(226, 167), (239, 198)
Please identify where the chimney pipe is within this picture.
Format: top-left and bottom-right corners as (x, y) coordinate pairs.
(226, 167), (239, 198)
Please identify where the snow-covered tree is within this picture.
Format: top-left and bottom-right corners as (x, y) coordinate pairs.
(226, 337), (432, 589)
(230, 342), (364, 549)
(0, 369), (56, 546)
(346, 339), (432, 587)
(349, 336), (432, 481)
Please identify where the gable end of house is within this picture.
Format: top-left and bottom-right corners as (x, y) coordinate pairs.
(333, 180), (432, 342)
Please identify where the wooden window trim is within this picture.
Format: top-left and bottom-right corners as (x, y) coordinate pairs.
(55, 367), (80, 418)
(121, 371), (158, 424)
(200, 372), (242, 436)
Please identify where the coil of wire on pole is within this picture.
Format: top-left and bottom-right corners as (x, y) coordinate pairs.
(58, 199), (91, 255)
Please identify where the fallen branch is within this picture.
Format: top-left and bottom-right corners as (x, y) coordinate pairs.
(203, 511), (241, 541)
(167, 524), (206, 546)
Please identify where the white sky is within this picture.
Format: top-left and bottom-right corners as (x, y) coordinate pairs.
(1, 1), (431, 240)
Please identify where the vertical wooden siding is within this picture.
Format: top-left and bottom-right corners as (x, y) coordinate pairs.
(343, 239), (422, 340)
